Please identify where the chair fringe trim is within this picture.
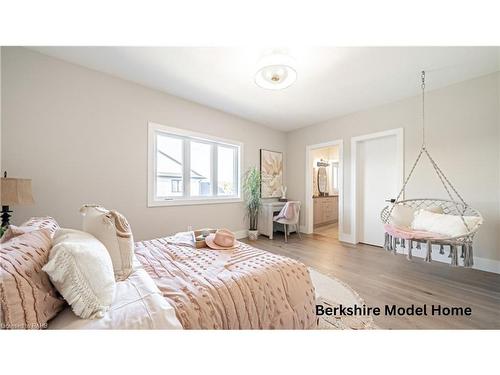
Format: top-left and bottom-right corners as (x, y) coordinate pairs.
(382, 234), (474, 268)
(407, 241), (413, 260)
(425, 240), (432, 262)
(450, 245), (458, 266)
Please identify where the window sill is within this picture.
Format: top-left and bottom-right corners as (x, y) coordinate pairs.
(148, 197), (243, 207)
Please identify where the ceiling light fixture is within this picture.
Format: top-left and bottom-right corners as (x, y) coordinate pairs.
(255, 54), (297, 90)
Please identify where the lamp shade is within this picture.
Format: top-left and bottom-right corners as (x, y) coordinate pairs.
(1, 178), (35, 205)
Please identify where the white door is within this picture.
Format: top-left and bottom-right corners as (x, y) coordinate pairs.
(355, 130), (402, 247)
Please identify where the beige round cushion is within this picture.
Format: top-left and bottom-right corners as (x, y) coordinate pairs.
(80, 205), (134, 281)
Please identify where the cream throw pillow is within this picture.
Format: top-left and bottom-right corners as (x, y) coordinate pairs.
(389, 205), (443, 228)
(43, 229), (116, 319)
(80, 205), (134, 281)
(389, 205), (416, 228)
(411, 209), (482, 237)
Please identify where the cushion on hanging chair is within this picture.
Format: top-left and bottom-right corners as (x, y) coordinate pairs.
(389, 205), (416, 228)
(384, 224), (446, 241)
(411, 209), (483, 238)
(389, 205), (444, 228)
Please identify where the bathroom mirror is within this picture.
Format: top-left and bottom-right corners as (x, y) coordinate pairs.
(317, 167), (328, 196)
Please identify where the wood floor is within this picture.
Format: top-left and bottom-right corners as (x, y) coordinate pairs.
(313, 223), (338, 239)
(243, 232), (500, 329)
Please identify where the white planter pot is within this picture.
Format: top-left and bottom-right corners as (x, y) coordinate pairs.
(248, 230), (259, 240)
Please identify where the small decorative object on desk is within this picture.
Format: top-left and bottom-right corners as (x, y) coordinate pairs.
(278, 186), (288, 202)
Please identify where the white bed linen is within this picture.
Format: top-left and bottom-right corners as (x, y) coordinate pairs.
(48, 268), (182, 329)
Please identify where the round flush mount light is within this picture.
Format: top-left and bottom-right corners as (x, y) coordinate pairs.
(255, 54), (297, 90)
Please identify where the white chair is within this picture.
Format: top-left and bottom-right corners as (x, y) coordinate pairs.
(273, 201), (302, 242)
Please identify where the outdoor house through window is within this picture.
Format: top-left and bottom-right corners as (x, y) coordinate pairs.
(148, 123), (242, 206)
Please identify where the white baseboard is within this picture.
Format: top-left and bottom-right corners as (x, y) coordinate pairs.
(392, 246), (500, 274)
(469, 256), (500, 274)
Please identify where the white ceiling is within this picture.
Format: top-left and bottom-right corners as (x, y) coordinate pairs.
(31, 47), (500, 131)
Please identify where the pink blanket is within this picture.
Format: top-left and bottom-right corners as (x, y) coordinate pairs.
(135, 237), (317, 329)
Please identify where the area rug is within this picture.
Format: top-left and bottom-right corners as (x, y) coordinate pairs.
(309, 269), (379, 330)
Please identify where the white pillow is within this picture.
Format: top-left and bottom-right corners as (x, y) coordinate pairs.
(43, 229), (116, 319)
(411, 209), (482, 237)
(389, 205), (416, 228)
(389, 205), (443, 228)
(80, 205), (134, 281)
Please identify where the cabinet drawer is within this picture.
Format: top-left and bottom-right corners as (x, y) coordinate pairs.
(323, 208), (335, 221)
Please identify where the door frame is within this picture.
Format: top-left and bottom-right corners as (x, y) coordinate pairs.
(304, 139), (344, 239)
(350, 128), (404, 244)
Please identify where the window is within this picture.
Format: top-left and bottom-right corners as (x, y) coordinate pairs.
(148, 123), (242, 206)
(171, 180), (182, 193)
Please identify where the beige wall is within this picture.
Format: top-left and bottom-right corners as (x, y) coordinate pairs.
(1, 47), (286, 240)
(311, 146), (339, 163)
(2, 47), (499, 268)
(286, 72), (500, 264)
(497, 72), (500, 256)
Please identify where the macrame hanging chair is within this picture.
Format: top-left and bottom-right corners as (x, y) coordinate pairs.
(380, 71), (483, 268)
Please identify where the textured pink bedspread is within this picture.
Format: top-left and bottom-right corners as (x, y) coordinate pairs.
(135, 237), (316, 329)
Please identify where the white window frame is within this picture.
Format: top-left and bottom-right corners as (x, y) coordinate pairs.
(148, 122), (243, 207)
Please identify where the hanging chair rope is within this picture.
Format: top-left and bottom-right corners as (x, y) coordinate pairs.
(386, 147), (424, 219)
(384, 71), (471, 232)
(423, 148), (470, 231)
(423, 148), (467, 207)
(380, 71), (483, 268)
(421, 71), (426, 148)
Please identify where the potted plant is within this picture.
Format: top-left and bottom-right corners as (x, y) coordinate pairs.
(243, 166), (262, 240)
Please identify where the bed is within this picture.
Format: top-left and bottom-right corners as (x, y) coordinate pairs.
(47, 235), (316, 329)
(134, 236), (317, 329)
(2, 216), (316, 330)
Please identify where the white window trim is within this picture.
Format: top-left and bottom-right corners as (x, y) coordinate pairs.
(148, 122), (243, 207)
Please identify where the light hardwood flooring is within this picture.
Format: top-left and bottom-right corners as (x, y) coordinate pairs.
(313, 223), (338, 239)
(242, 232), (500, 329)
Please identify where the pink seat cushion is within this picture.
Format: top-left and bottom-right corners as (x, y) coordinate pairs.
(384, 224), (446, 240)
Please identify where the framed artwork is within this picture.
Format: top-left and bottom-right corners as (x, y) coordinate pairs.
(260, 149), (283, 198)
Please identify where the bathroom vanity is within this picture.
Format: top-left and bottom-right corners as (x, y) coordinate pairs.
(313, 195), (338, 227)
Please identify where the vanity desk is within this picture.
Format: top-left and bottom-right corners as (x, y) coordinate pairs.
(258, 201), (298, 240)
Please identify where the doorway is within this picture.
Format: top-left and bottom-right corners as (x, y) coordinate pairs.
(351, 129), (404, 246)
(305, 140), (343, 240)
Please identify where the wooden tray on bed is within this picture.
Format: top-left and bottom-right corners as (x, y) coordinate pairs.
(192, 228), (217, 248)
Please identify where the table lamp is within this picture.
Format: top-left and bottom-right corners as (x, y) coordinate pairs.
(1, 172), (35, 227)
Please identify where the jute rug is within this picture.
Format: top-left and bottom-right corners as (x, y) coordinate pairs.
(309, 269), (378, 330)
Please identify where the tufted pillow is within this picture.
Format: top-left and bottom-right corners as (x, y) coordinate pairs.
(80, 205), (134, 281)
(0, 229), (65, 329)
(43, 229), (116, 319)
(1, 216), (60, 243)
